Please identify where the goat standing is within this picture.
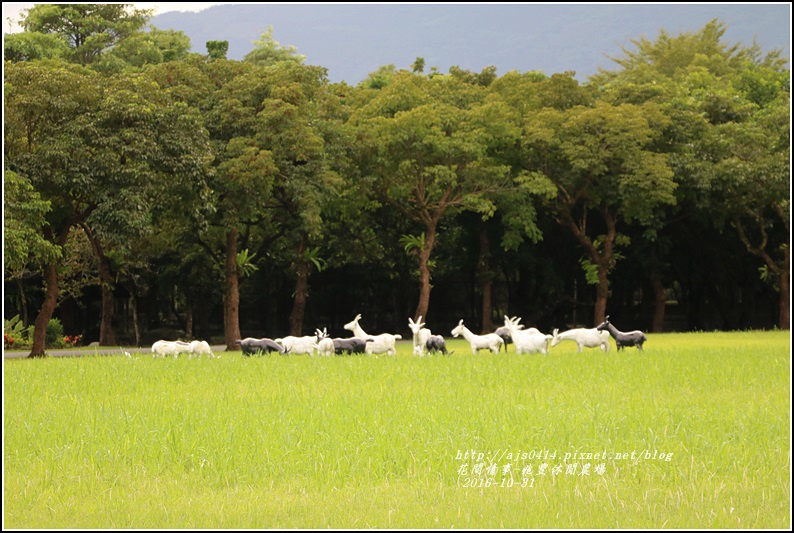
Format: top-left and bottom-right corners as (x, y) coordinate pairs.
(408, 316), (432, 356)
(596, 316), (647, 351)
(344, 314), (401, 356)
(451, 320), (503, 354)
(550, 327), (611, 353)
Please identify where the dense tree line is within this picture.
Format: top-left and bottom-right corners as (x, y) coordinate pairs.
(4, 5), (789, 356)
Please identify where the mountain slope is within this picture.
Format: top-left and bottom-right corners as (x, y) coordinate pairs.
(151, 3), (791, 84)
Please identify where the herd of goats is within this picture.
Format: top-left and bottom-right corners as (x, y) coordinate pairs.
(150, 314), (647, 358)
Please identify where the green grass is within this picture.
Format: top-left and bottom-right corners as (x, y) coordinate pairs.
(4, 331), (790, 528)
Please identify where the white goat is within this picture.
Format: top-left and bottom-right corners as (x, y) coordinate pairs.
(504, 317), (552, 355)
(551, 327), (611, 353)
(151, 340), (192, 358)
(275, 335), (318, 356)
(408, 316), (432, 356)
(315, 328), (335, 357)
(188, 340), (215, 358)
(451, 319), (504, 354)
(344, 314), (402, 356)
(501, 315), (540, 337)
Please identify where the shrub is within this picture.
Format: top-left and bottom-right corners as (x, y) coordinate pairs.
(3, 315), (32, 350)
(45, 318), (65, 348)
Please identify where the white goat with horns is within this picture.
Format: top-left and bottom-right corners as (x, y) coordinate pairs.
(408, 316), (432, 356)
(503, 316), (552, 355)
(451, 319), (504, 354)
(344, 314), (402, 356)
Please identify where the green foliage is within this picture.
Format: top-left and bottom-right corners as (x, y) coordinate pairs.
(243, 26), (305, 67)
(3, 171), (60, 273)
(45, 318), (65, 348)
(399, 232), (425, 255)
(448, 65), (498, 86)
(3, 31), (69, 62)
(206, 40), (229, 61)
(110, 26), (192, 67)
(235, 249), (260, 278)
(3, 315), (71, 349)
(20, 3), (152, 66)
(579, 256), (601, 286)
(301, 247), (327, 273)
(579, 235), (628, 285)
(359, 64), (398, 89)
(3, 315), (33, 349)
(3, 17), (789, 338)
(57, 227), (101, 304)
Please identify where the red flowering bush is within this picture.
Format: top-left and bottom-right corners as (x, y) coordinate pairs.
(63, 335), (83, 347)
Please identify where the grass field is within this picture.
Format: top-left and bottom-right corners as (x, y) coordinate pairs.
(3, 331), (791, 528)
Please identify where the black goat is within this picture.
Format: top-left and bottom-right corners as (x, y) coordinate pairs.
(332, 337), (374, 355)
(237, 337), (287, 356)
(425, 335), (451, 355)
(595, 316), (647, 351)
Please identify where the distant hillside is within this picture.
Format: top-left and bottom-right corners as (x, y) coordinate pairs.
(151, 4), (790, 85)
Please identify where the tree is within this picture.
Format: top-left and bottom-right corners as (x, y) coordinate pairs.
(4, 31), (68, 62)
(3, 170), (58, 275)
(195, 60), (284, 348)
(243, 26), (305, 67)
(593, 19), (790, 330)
(523, 93), (676, 325)
(4, 60), (210, 355)
(252, 63), (340, 335)
(4, 61), (101, 355)
(19, 4), (152, 66)
(3, 170), (61, 326)
(359, 64), (398, 89)
(352, 71), (525, 321)
(206, 40), (229, 61)
(704, 82), (790, 329)
(110, 26), (192, 67)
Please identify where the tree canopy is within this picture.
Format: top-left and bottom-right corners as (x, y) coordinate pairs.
(4, 14), (790, 356)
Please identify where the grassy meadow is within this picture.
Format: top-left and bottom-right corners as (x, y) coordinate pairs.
(3, 330), (791, 528)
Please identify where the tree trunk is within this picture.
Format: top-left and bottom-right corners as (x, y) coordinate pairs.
(414, 223), (437, 321)
(129, 293), (140, 346)
(594, 212), (617, 326)
(779, 251), (790, 330)
(224, 227), (241, 350)
(98, 257), (117, 345)
(594, 263), (609, 326)
(29, 263), (59, 357)
(478, 223), (495, 333)
(16, 277), (28, 326)
(649, 249), (666, 333)
(289, 258), (310, 336)
(28, 220), (87, 357)
(735, 219), (790, 331)
(557, 206), (617, 327)
(651, 277), (666, 333)
(185, 303), (194, 340)
(82, 226), (117, 345)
